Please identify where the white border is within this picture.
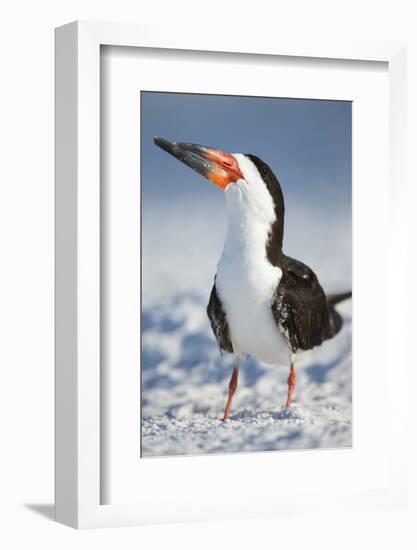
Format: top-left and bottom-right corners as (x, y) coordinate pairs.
(55, 21), (407, 528)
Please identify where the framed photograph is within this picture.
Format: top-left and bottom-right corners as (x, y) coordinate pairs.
(55, 21), (407, 528)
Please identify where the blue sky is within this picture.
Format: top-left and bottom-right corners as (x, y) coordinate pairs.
(141, 92), (352, 303)
(141, 91), (351, 211)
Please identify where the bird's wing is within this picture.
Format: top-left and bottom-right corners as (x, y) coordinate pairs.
(271, 256), (335, 352)
(207, 283), (233, 353)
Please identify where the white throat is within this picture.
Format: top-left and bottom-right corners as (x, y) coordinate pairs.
(222, 154), (277, 264)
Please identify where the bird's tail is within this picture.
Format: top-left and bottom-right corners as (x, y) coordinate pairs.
(327, 291), (352, 308)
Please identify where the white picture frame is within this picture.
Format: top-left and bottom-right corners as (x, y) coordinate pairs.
(55, 21), (407, 529)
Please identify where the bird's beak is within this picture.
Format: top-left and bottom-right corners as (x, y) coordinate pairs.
(154, 137), (244, 190)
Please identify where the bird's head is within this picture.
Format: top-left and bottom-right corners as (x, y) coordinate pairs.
(154, 137), (285, 232)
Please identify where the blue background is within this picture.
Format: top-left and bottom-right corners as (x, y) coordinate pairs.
(141, 91), (352, 304)
(141, 92), (351, 210)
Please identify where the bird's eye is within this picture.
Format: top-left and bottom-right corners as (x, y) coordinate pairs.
(261, 165), (268, 176)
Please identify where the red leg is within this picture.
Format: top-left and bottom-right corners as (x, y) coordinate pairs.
(285, 359), (296, 409)
(222, 364), (239, 421)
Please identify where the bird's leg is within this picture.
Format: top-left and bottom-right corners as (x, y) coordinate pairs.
(285, 355), (296, 409)
(222, 357), (240, 421)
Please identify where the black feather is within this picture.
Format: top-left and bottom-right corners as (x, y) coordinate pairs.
(207, 283), (233, 354)
(271, 255), (336, 352)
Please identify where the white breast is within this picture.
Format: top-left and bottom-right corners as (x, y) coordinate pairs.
(216, 247), (290, 366)
(215, 155), (291, 366)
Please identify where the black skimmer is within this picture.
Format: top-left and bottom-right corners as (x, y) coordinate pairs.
(154, 137), (352, 421)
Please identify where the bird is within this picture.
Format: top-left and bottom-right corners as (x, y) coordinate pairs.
(154, 137), (352, 421)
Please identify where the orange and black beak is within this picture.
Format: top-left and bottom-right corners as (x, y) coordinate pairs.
(154, 137), (244, 190)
